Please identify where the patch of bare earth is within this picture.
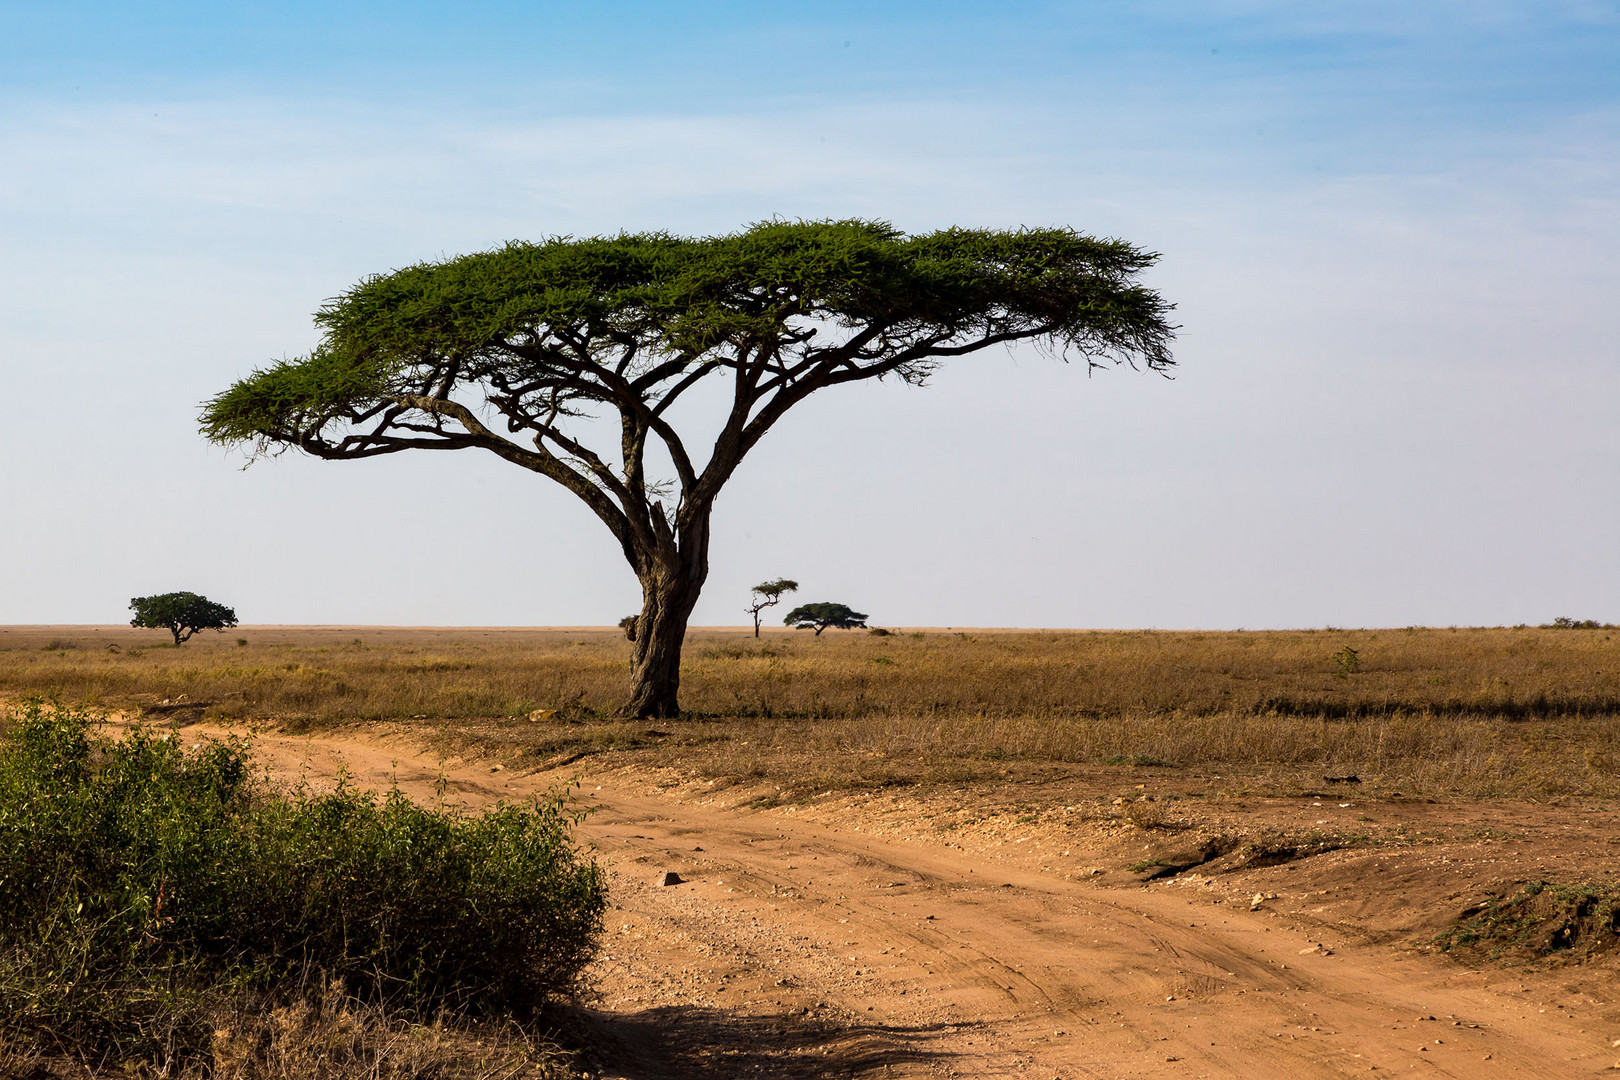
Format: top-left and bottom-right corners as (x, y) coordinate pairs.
(194, 722), (1620, 1079)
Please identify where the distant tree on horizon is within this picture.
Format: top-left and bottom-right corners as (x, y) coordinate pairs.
(129, 592), (238, 646)
(746, 578), (799, 638)
(784, 602), (868, 636)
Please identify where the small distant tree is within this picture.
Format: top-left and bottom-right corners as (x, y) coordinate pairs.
(618, 614), (639, 641)
(746, 578), (799, 638)
(1545, 617), (1609, 630)
(784, 602), (868, 636)
(129, 592), (238, 646)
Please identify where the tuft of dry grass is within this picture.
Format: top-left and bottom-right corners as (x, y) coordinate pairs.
(2, 982), (574, 1079)
(203, 984), (574, 1080)
(4, 623), (1619, 799)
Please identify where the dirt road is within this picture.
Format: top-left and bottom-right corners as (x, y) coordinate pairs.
(200, 723), (1620, 1079)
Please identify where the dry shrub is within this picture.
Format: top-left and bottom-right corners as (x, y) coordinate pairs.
(203, 982), (571, 1080)
(1, 983), (571, 1079)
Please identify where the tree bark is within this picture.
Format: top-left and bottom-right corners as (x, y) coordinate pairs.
(622, 571), (703, 718)
(618, 508), (709, 718)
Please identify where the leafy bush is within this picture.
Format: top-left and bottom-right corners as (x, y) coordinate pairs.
(0, 701), (605, 1064)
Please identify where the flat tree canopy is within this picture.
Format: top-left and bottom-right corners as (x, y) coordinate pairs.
(202, 220), (1175, 716)
(784, 602), (868, 635)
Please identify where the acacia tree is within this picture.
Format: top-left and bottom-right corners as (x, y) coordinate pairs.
(784, 602), (867, 636)
(746, 578), (798, 638)
(201, 220), (1174, 718)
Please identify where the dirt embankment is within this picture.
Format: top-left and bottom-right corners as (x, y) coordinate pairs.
(197, 722), (1620, 1079)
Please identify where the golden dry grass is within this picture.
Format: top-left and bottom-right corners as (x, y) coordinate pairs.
(3, 984), (573, 1080)
(4, 623), (1618, 799)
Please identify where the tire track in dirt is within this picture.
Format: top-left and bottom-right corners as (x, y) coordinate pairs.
(196, 724), (1620, 1079)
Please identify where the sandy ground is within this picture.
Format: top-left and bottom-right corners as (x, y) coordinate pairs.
(186, 721), (1620, 1079)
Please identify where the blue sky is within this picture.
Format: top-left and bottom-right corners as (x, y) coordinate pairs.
(2, 2), (1617, 627)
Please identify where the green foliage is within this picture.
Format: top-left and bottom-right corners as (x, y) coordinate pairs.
(784, 602), (869, 635)
(1544, 617), (1613, 629)
(1332, 645), (1361, 678)
(0, 701), (605, 1063)
(751, 578), (799, 601)
(200, 220), (1175, 449)
(129, 591), (239, 645)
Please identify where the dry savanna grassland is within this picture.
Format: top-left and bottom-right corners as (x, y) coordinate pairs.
(3, 623), (1618, 801)
(7, 623), (1620, 1078)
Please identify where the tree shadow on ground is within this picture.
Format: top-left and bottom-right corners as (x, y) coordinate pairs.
(564, 1004), (962, 1079)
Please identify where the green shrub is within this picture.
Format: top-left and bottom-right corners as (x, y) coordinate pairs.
(0, 701), (605, 1063)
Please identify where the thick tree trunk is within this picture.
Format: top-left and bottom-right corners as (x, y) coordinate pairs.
(621, 567), (705, 719)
